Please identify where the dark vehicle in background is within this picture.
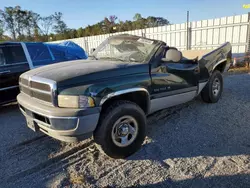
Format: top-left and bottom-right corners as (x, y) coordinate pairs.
(0, 41), (87, 105)
(17, 34), (232, 158)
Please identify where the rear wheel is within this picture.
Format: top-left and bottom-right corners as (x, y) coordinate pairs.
(201, 70), (223, 103)
(94, 100), (146, 159)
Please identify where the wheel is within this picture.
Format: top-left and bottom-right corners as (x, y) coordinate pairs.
(201, 70), (223, 103)
(94, 100), (146, 159)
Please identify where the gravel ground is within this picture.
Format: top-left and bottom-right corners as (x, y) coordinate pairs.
(0, 73), (250, 188)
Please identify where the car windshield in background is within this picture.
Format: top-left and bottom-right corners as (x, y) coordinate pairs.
(92, 36), (157, 63)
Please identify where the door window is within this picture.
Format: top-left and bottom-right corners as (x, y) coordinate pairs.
(0, 48), (6, 65)
(0, 44), (27, 65)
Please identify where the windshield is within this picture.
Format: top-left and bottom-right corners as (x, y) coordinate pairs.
(91, 36), (158, 63)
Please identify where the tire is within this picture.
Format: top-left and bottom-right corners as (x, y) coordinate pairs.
(201, 70), (223, 103)
(94, 100), (146, 159)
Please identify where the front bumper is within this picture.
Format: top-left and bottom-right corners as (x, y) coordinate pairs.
(17, 93), (100, 142)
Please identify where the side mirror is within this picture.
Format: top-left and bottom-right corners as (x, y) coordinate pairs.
(90, 48), (96, 54)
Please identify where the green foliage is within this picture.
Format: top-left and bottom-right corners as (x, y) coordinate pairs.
(133, 13), (142, 21)
(0, 18), (4, 39)
(0, 8), (170, 42)
(76, 13), (170, 36)
(53, 12), (68, 34)
(0, 7), (17, 39)
(39, 15), (54, 37)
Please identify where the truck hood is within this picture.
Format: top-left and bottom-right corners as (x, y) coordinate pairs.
(23, 59), (149, 87)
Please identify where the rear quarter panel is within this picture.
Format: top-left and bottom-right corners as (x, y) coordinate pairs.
(198, 42), (232, 81)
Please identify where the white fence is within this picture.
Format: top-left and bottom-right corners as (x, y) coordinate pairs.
(51, 13), (250, 54)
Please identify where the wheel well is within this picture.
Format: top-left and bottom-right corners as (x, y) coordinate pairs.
(214, 61), (227, 72)
(101, 91), (150, 115)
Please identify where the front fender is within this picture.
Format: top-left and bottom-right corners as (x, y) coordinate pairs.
(100, 87), (150, 105)
(58, 73), (151, 106)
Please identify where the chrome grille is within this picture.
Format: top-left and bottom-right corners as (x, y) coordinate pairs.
(30, 81), (51, 92)
(20, 77), (29, 85)
(19, 76), (57, 106)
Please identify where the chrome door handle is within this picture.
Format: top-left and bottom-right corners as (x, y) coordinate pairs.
(0, 70), (10, 75)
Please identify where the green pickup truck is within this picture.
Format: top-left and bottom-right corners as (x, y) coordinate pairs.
(17, 34), (232, 158)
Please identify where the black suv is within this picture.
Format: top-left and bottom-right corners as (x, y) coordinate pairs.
(1, 41), (87, 105)
(0, 43), (29, 105)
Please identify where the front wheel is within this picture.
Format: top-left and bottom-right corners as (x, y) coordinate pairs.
(94, 100), (146, 159)
(201, 70), (223, 103)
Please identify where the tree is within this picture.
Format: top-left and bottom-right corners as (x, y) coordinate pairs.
(65, 29), (77, 39)
(0, 18), (4, 39)
(103, 17), (111, 31)
(0, 7), (17, 39)
(133, 13), (142, 21)
(102, 15), (118, 33)
(146, 16), (157, 27)
(146, 16), (170, 27)
(23, 11), (41, 40)
(0, 7), (171, 41)
(52, 12), (68, 40)
(109, 15), (117, 24)
(33, 27), (41, 41)
(0, 6), (42, 41)
(53, 12), (68, 34)
(124, 20), (133, 30)
(155, 17), (170, 26)
(77, 27), (84, 37)
(39, 15), (54, 41)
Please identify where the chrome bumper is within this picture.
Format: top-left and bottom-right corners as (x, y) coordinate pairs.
(17, 93), (100, 142)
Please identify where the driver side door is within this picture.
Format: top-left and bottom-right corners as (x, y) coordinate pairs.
(149, 47), (200, 113)
(0, 44), (30, 105)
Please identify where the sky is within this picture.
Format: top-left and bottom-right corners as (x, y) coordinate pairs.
(1, 0), (249, 29)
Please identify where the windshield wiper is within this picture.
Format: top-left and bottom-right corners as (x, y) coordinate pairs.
(88, 55), (98, 60)
(99, 57), (125, 62)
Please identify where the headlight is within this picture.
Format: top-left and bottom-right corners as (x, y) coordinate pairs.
(58, 95), (95, 108)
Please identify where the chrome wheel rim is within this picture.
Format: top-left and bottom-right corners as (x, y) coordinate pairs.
(111, 115), (138, 147)
(212, 78), (221, 97)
